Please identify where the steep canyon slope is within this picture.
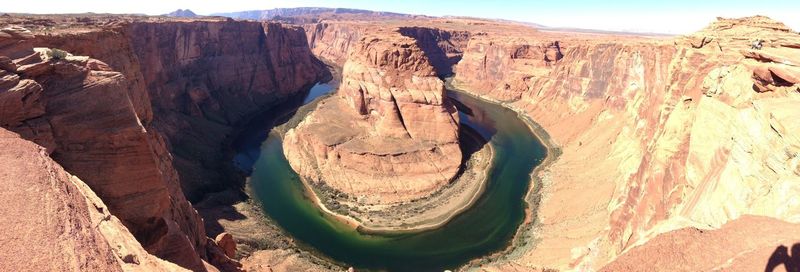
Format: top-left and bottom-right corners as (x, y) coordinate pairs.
(302, 15), (800, 270)
(0, 128), (186, 272)
(451, 16), (800, 270)
(1, 15), (327, 271)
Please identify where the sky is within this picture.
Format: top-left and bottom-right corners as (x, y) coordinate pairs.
(3, 0), (800, 34)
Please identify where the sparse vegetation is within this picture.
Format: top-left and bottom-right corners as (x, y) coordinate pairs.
(46, 48), (70, 60)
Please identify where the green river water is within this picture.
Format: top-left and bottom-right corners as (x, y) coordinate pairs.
(236, 83), (547, 271)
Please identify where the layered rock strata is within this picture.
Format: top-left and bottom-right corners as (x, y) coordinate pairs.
(284, 32), (461, 204)
(1, 16), (326, 271)
(602, 215), (800, 271)
(127, 21), (327, 201)
(0, 46), (209, 270)
(447, 15), (800, 270)
(303, 20), (475, 76)
(0, 128), (186, 272)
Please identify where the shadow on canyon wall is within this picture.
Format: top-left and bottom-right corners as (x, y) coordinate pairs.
(766, 243), (800, 272)
(398, 27), (469, 77)
(196, 68), (340, 240)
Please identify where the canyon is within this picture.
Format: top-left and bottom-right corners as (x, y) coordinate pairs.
(2, 8), (800, 272)
(283, 30), (462, 205)
(1, 15), (327, 271)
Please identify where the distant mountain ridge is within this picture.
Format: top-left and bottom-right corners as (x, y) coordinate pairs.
(212, 7), (412, 21)
(164, 9), (197, 18)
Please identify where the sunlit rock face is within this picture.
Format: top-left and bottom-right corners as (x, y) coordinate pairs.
(284, 31), (462, 204)
(450, 15), (800, 270)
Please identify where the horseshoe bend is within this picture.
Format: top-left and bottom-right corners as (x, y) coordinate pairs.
(2, 4), (800, 272)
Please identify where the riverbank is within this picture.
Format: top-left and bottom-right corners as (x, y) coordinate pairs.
(445, 78), (563, 270)
(194, 80), (345, 270)
(275, 93), (496, 234)
(243, 74), (551, 271)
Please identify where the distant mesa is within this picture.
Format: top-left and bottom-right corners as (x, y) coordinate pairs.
(212, 7), (414, 22)
(164, 9), (197, 18)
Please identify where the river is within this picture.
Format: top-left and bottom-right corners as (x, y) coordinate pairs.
(235, 82), (548, 271)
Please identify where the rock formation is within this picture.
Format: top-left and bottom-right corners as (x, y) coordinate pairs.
(303, 19), (476, 75)
(0, 128), (186, 272)
(284, 31), (461, 204)
(448, 15), (800, 270)
(397, 27), (471, 76)
(0, 44), (210, 270)
(1, 15), (326, 271)
(3, 10), (800, 272)
(127, 21), (326, 201)
(297, 14), (800, 270)
(602, 215), (800, 271)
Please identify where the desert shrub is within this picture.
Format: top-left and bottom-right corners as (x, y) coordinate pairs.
(46, 48), (69, 60)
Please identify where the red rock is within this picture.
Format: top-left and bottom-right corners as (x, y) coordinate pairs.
(769, 65), (800, 84)
(215, 233), (237, 259)
(602, 216), (800, 272)
(0, 128), (186, 272)
(0, 78), (44, 128)
(305, 22), (365, 65)
(742, 49), (800, 66)
(16, 60), (52, 76)
(0, 56), (15, 71)
(284, 31), (462, 204)
(1, 16), (325, 271)
(0, 26), (34, 39)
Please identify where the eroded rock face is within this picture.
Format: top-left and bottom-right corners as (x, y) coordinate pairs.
(448, 16), (800, 270)
(0, 128), (186, 272)
(1, 18), (326, 271)
(397, 27), (471, 76)
(284, 32), (461, 204)
(0, 45), (210, 271)
(454, 37), (565, 101)
(127, 21), (327, 202)
(304, 21), (472, 77)
(305, 22), (365, 65)
(602, 216), (800, 271)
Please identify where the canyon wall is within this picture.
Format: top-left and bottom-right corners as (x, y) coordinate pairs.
(0, 128), (186, 272)
(397, 26), (471, 76)
(283, 31), (462, 204)
(450, 16), (800, 270)
(1, 17), (326, 271)
(304, 22), (363, 65)
(126, 21), (327, 201)
(303, 21), (471, 77)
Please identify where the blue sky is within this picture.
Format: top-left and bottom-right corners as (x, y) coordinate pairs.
(3, 0), (799, 34)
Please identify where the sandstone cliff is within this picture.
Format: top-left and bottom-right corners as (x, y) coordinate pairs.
(0, 128), (186, 272)
(284, 31), (462, 204)
(602, 215), (800, 271)
(305, 22), (364, 65)
(1, 16), (326, 271)
(0, 44), (209, 270)
(304, 20), (473, 76)
(448, 15), (800, 270)
(127, 21), (327, 201)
